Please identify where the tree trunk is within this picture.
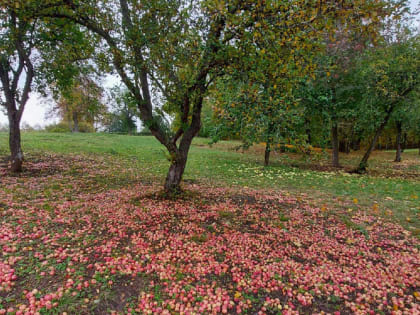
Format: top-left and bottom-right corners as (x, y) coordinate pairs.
(352, 137), (361, 151)
(418, 139), (420, 155)
(164, 153), (188, 194)
(354, 106), (394, 173)
(72, 112), (79, 132)
(305, 117), (311, 144)
(394, 121), (402, 162)
(264, 141), (271, 166)
(331, 121), (340, 167)
(8, 113), (23, 172)
(401, 132), (407, 153)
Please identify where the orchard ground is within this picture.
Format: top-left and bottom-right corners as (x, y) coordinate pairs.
(0, 132), (419, 314)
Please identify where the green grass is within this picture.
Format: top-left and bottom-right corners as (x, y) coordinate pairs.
(1, 131), (419, 232)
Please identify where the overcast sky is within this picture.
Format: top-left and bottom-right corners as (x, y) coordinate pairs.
(1, 0), (419, 127)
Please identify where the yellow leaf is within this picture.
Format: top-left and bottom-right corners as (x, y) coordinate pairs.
(353, 198), (358, 204)
(346, 238), (356, 245)
(293, 241), (302, 248)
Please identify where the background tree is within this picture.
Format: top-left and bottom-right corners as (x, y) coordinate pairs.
(49, 75), (106, 132)
(211, 77), (304, 167)
(208, 7), (321, 167)
(299, 16), (387, 167)
(106, 86), (138, 134)
(0, 1), (93, 171)
(388, 89), (420, 161)
(353, 32), (420, 172)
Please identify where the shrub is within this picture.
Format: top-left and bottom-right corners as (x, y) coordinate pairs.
(45, 122), (70, 133)
(44, 121), (95, 133)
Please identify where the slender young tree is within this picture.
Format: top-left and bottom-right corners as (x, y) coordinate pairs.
(394, 120), (403, 162)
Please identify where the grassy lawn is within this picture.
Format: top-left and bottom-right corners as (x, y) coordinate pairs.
(0, 132), (419, 314)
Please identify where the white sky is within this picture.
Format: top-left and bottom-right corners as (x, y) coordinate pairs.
(0, 0), (419, 127)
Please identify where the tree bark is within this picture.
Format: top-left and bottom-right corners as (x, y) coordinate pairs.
(164, 153), (188, 194)
(8, 112), (23, 172)
(394, 121), (402, 162)
(352, 137), (361, 151)
(305, 117), (311, 144)
(72, 112), (79, 132)
(264, 141), (271, 166)
(401, 132), (407, 153)
(331, 121), (340, 167)
(354, 106), (394, 173)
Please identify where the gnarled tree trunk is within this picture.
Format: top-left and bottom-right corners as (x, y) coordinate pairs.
(8, 112), (23, 172)
(394, 121), (402, 162)
(164, 153), (188, 194)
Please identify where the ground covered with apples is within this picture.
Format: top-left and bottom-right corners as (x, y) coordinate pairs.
(0, 152), (419, 315)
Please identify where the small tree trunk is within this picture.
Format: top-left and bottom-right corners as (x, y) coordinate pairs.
(331, 121), (340, 167)
(401, 132), (407, 153)
(394, 121), (402, 162)
(264, 141), (271, 166)
(72, 112), (79, 133)
(352, 137), (361, 151)
(354, 106), (394, 173)
(8, 113), (23, 172)
(305, 117), (311, 144)
(418, 139), (420, 155)
(164, 153), (188, 194)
